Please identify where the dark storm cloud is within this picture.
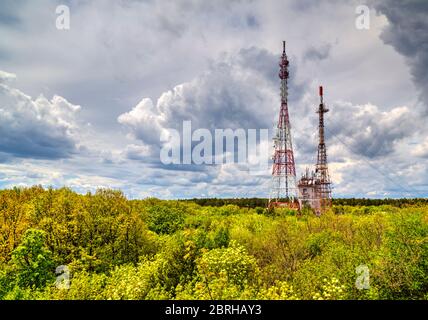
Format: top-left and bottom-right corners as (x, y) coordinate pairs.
(373, 0), (428, 113)
(234, 46), (307, 103)
(303, 44), (332, 61)
(291, 0), (320, 11)
(290, 0), (344, 12)
(119, 47), (281, 143)
(246, 15), (259, 28)
(235, 47), (278, 85)
(118, 46), (308, 170)
(0, 152), (13, 163)
(0, 126), (75, 159)
(236, 46), (307, 123)
(294, 131), (317, 160)
(0, 1), (21, 26)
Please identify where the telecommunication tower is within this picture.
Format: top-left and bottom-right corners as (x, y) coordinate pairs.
(268, 41), (299, 209)
(297, 86), (332, 215)
(314, 86), (332, 212)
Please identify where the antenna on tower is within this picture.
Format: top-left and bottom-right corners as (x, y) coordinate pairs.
(268, 41), (299, 210)
(315, 85), (332, 214)
(297, 86), (332, 215)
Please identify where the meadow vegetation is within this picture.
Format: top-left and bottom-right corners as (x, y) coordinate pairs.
(0, 186), (427, 300)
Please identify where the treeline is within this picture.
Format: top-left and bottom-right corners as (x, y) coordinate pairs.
(182, 197), (428, 208)
(0, 186), (428, 300)
(181, 197), (268, 208)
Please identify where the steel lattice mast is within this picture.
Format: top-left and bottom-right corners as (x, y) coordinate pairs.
(268, 41), (298, 209)
(315, 86), (332, 212)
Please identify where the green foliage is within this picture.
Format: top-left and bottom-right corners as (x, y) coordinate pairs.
(103, 262), (166, 300)
(2, 286), (37, 300)
(374, 211), (428, 299)
(174, 241), (259, 300)
(45, 271), (108, 300)
(312, 278), (346, 300)
(0, 186), (427, 300)
(147, 203), (185, 235)
(11, 229), (54, 289)
(213, 227), (230, 248)
(197, 241), (259, 288)
(257, 281), (298, 300)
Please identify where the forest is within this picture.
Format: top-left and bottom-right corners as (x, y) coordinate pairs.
(182, 197), (428, 208)
(0, 186), (427, 300)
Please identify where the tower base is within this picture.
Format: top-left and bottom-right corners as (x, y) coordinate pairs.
(268, 200), (300, 210)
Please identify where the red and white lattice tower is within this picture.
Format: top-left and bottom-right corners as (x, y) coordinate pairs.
(268, 41), (299, 209)
(314, 86), (332, 213)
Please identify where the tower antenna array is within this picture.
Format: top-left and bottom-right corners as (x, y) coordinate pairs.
(268, 41), (299, 209)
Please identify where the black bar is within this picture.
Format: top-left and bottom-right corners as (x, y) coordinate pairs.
(0, 300), (421, 319)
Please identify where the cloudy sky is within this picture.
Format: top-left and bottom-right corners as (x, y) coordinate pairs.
(0, 0), (427, 199)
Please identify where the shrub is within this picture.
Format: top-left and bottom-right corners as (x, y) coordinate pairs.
(147, 204), (185, 235)
(11, 229), (54, 289)
(196, 241), (259, 288)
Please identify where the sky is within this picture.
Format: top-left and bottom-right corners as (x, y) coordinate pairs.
(0, 0), (427, 199)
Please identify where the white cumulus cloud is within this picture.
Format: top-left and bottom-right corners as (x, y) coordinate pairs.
(0, 70), (81, 159)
